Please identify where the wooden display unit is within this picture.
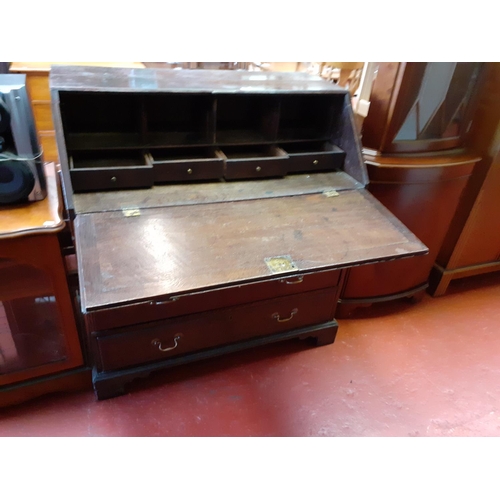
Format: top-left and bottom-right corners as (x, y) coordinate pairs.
(429, 63), (500, 295)
(0, 163), (89, 407)
(50, 66), (427, 400)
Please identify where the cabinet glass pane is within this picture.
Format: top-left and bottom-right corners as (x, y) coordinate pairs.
(0, 259), (67, 375)
(394, 62), (482, 143)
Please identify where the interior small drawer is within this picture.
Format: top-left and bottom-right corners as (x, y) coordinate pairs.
(94, 288), (338, 372)
(223, 145), (288, 180)
(87, 268), (343, 331)
(69, 151), (153, 192)
(149, 148), (225, 182)
(282, 142), (346, 173)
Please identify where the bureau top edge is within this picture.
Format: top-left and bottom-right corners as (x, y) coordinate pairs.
(49, 66), (348, 94)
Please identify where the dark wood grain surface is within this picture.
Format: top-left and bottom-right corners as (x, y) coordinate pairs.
(73, 171), (362, 214)
(75, 190), (427, 311)
(50, 66), (343, 94)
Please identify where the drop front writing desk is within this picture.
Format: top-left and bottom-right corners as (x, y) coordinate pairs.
(50, 66), (427, 399)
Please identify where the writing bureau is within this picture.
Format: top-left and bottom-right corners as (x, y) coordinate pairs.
(50, 66), (428, 399)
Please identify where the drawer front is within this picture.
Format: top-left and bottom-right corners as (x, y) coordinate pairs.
(70, 167), (154, 192)
(26, 75), (50, 101)
(32, 102), (54, 131)
(39, 133), (59, 163)
(95, 288), (337, 372)
(225, 156), (287, 180)
(153, 159), (224, 182)
(286, 150), (346, 173)
(88, 268), (343, 331)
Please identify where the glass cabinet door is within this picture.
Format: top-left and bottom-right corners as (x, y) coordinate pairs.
(388, 62), (483, 152)
(0, 258), (70, 381)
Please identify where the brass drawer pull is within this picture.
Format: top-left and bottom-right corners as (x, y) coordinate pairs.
(152, 335), (181, 352)
(272, 308), (298, 322)
(280, 276), (304, 285)
(150, 296), (180, 306)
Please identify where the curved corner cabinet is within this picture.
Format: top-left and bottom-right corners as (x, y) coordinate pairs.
(337, 62), (485, 316)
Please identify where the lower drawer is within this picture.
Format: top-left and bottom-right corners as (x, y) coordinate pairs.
(87, 267), (342, 331)
(95, 288), (337, 372)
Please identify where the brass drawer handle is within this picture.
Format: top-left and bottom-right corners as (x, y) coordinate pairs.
(272, 308), (298, 322)
(280, 276), (304, 285)
(152, 335), (181, 352)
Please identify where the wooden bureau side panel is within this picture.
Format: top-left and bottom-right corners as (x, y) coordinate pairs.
(95, 288), (337, 372)
(75, 190), (427, 312)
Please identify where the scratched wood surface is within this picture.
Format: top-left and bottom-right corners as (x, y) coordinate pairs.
(50, 66), (343, 94)
(75, 190), (427, 311)
(73, 171), (362, 214)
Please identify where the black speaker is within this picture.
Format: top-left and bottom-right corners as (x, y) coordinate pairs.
(0, 74), (46, 205)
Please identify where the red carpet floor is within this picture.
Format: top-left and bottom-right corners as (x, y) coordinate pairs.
(1, 272), (500, 437)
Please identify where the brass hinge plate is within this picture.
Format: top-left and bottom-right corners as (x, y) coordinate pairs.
(265, 255), (298, 274)
(122, 208), (141, 217)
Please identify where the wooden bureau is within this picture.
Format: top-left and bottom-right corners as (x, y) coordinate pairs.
(50, 66), (428, 399)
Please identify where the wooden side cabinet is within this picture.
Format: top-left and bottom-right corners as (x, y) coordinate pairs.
(428, 63), (500, 295)
(0, 163), (87, 406)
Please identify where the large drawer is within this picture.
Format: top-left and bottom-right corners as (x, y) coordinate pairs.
(95, 287), (337, 372)
(87, 268), (343, 331)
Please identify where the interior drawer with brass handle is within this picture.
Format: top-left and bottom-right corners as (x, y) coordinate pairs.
(149, 148), (225, 182)
(69, 151), (153, 192)
(282, 141), (346, 174)
(223, 145), (288, 180)
(94, 287), (338, 372)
